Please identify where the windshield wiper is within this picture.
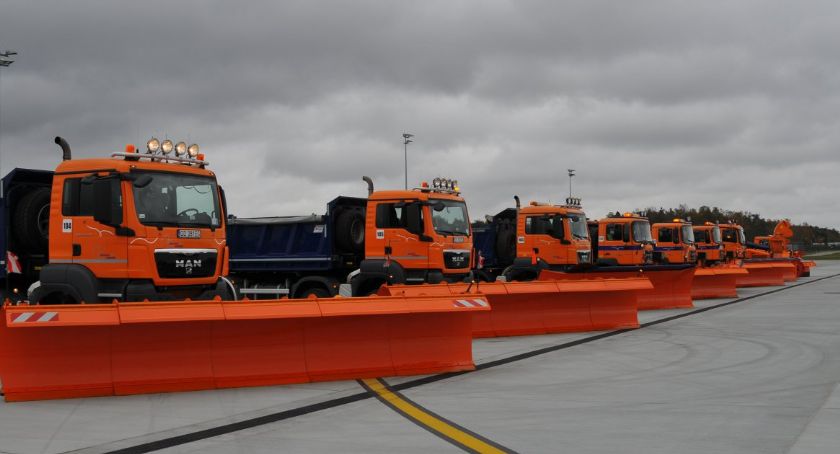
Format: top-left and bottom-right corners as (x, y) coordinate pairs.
(436, 229), (468, 236)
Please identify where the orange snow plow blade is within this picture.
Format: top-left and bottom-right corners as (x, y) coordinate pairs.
(381, 278), (650, 338)
(737, 262), (786, 287)
(0, 294), (486, 402)
(544, 265), (695, 310)
(691, 267), (747, 299)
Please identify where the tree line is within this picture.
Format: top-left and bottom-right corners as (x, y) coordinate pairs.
(636, 205), (840, 249)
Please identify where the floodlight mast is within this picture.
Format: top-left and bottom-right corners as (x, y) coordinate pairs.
(403, 133), (413, 190)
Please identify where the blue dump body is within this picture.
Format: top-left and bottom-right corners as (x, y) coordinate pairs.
(227, 197), (367, 295)
(472, 224), (500, 268)
(227, 214), (334, 273)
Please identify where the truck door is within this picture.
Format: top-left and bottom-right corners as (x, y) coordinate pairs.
(521, 214), (567, 264)
(60, 176), (129, 279)
(370, 201), (429, 273)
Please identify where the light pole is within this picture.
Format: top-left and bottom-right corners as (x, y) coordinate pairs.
(567, 169), (575, 198)
(0, 49), (16, 192)
(402, 133), (413, 189)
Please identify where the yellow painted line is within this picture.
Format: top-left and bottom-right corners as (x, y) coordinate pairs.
(361, 378), (511, 454)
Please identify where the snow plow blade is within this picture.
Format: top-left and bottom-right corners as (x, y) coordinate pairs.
(544, 264), (695, 310)
(799, 259), (816, 277)
(0, 294), (486, 402)
(737, 261), (786, 287)
(691, 266), (748, 299)
(381, 278), (649, 338)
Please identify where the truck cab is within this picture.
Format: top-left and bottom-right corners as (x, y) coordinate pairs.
(472, 197), (590, 281)
(651, 219), (697, 264)
(23, 137), (231, 304)
(354, 178), (473, 294)
(719, 223), (746, 261)
(692, 222), (724, 265)
(590, 212), (654, 266)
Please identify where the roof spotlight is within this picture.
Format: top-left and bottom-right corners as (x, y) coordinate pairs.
(161, 139), (174, 154)
(432, 178), (441, 188)
(175, 141), (187, 156)
(147, 138), (160, 153)
(188, 143), (199, 157)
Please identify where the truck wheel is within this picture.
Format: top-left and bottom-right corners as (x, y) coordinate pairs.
(14, 188), (51, 253)
(336, 210), (365, 253)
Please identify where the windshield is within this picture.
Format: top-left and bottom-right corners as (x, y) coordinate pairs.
(722, 228), (739, 243)
(632, 221), (653, 242)
(431, 199), (470, 236)
(712, 226), (721, 243)
(694, 229), (708, 243)
(132, 172), (221, 228)
(681, 225), (695, 244)
(569, 214), (588, 239)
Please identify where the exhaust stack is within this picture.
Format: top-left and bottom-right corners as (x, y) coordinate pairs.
(55, 136), (71, 161)
(362, 176), (374, 196)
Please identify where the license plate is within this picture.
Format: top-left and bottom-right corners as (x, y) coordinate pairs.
(454, 236), (465, 243)
(177, 229), (201, 239)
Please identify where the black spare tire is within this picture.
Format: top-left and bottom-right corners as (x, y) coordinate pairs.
(495, 222), (516, 264)
(336, 209), (365, 253)
(14, 187), (51, 253)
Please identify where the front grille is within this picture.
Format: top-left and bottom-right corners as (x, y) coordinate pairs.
(443, 250), (470, 269)
(577, 251), (591, 264)
(155, 250), (217, 278)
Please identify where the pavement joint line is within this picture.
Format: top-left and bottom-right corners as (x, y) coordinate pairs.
(92, 272), (840, 454)
(359, 378), (516, 454)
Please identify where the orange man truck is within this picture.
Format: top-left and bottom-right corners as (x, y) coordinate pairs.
(588, 212), (654, 266)
(226, 177), (474, 297)
(719, 223), (746, 261)
(692, 222), (725, 266)
(1, 137), (233, 304)
(471, 196), (591, 281)
(651, 219), (697, 264)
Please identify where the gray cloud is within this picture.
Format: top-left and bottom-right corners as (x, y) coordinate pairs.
(1, 0), (838, 229)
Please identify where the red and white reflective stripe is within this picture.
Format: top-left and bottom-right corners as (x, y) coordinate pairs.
(453, 299), (489, 308)
(6, 251), (22, 274)
(10, 311), (60, 323)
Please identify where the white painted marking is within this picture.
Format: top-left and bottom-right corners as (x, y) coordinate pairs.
(37, 312), (58, 322)
(12, 312), (34, 323)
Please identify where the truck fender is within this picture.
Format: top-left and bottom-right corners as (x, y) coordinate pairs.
(30, 264), (99, 304)
(502, 257), (546, 282)
(291, 276), (339, 298)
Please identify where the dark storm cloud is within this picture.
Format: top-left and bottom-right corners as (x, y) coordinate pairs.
(1, 0), (839, 227)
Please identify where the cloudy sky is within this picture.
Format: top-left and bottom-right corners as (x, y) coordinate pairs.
(1, 1), (838, 228)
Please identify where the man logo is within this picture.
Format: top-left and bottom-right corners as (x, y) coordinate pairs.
(175, 259), (202, 275)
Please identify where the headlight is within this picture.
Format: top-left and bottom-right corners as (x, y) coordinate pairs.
(161, 139), (174, 154)
(147, 138), (160, 153)
(175, 141), (187, 156)
(188, 143), (200, 157)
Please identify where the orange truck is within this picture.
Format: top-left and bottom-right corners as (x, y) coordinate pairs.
(719, 222), (747, 261)
(226, 177), (474, 297)
(692, 222), (725, 266)
(588, 212), (654, 266)
(651, 219), (697, 264)
(2, 137), (233, 304)
(471, 196), (591, 281)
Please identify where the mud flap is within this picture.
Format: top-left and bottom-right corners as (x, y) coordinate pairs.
(382, 277), (650, 338)
(0, 294), (487, 402)
(691, 266), (748, 300)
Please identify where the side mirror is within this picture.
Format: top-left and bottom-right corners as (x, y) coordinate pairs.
(132, 174), (154, 188)
(93, 178), (123, 227)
